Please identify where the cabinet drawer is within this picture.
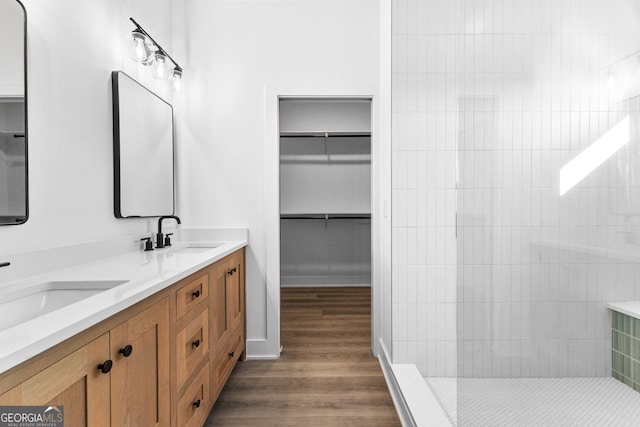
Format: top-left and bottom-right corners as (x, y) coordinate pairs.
(177, 362), (210, 427)
(176, 273), (209, 320)
(177, 308), (209, 387)
(213, 326), (243, 394)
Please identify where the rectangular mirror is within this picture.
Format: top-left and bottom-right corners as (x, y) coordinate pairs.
(0, 0), (28, 225)
(112, 71), (174, 218)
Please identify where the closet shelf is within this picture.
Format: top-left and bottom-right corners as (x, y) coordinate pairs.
(279, 154), (370, 164)
(280, 131), (371, 138)
(280, 131), (371, 160)
(281, 213), (371, 219)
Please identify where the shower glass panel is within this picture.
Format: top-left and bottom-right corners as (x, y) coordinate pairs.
(453, 0), (640, 424)
(391, 0), (640, 424)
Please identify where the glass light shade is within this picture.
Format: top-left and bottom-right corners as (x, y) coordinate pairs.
(141, 43), (156, 66)
(152, 52), (171, 80)
(127, 30), (151, 63)
(171, 69), (182, 91)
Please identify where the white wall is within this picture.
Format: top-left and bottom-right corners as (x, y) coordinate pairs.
(379, 0), (393, 360)
(177, 0), (381, 357)
(0, 0), (177, 262)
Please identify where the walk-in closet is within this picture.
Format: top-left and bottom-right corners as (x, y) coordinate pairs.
(279, 98), (372, 287)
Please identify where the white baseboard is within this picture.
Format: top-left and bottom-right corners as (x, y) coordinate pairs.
(244, 338), (280, 360)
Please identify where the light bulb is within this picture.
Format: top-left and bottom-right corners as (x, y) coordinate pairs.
(171, 69), (182, 91)
(152, 52), (170, 80)
(127, 30), (150, 63)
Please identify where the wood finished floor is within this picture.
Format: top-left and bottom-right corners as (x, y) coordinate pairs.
(205, 287), (400, 426)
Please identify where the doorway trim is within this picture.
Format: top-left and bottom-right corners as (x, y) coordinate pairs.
(263, 84), (383, 358)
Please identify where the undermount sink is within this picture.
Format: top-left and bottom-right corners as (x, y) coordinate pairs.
(173, 244), (221, 253)
(0, 280), (128, 332)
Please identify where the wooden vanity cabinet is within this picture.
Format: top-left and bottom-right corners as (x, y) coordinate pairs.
(0, 297), (170, 427)
(0, 333), (111, 426)
(0, 247), (245, 427)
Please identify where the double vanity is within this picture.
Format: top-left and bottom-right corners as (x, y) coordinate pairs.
(0, 230), (247, 426)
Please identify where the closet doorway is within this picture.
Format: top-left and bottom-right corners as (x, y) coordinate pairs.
(278, 98), (373, 356)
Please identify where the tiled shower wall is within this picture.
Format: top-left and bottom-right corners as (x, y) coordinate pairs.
(392, 0), (640, 377)
(391, 0), (459, 376)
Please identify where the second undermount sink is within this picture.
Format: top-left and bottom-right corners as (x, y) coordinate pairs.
(0, 280), (128, 332)
(172, 243), (221, 253)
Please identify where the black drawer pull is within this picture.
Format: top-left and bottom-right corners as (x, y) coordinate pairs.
(193, 399), (201, 408)
(192, 290), (201, 298)
(97, 360), (113, 374)
(119, 345), (133, 357)
(192, 339), (201, 348)
(228, 351), (234, 358)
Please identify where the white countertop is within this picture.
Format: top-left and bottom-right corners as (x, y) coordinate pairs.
(608, 301), (640, 320)
(0, 237), (247, 375)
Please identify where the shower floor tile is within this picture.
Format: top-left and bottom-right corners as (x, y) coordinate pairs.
(426, 377), (640, 427)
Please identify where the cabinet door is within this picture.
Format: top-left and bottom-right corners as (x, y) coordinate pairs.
(110, 297), (170, 427)
(226, 252), (244, 335)
(212, 254), (244, 354)
(0, 333), (111, 427)
(211, 260), (231, 358)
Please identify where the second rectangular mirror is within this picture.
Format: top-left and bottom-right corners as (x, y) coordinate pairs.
(112, 71), (175, 218)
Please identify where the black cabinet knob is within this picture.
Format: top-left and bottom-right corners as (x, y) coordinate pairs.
(192, 290), (201, 298)
(193, 399), (201, 408)
(232, 267), (237, 273)
(97, 360), (113, 374)
(192, 339), (201, 348)
(228, 351), (234, 358)
(119, 345), (133, 357)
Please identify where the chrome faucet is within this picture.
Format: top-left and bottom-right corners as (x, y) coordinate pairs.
(157, 215), (181, 249)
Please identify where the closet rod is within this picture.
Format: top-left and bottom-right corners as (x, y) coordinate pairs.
(0, 131), (24, 137)
(280, 213), (371, 219)
(280, 131), (371, 138)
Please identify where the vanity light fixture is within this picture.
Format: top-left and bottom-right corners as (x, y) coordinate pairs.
(127, 17), (183, 91)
